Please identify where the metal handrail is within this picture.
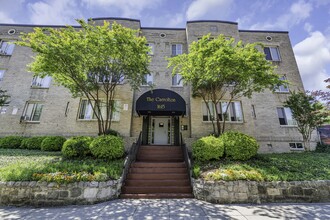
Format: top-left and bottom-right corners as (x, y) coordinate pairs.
(121, 132), (142, 186)
(180, 133), (192, 185)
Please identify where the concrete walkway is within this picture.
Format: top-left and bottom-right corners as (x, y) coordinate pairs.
(1, 199), (329, 220)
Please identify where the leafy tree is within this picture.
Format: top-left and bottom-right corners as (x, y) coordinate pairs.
(168, 34), (283, 136)
(16, 19), (150, 135)
(284, 91), (330, 151)
(0, 89), (10, 106)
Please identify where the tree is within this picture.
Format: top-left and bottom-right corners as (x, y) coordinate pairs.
(16, 19), (150, 135)
(0, 89), (10, 106)
(284, 91), (330, 151)
(168, 34), (284, 136)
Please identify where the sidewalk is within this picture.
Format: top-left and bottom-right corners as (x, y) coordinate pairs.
(1, 199), (329, 219)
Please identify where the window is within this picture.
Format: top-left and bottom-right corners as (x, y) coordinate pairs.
(22, 102), (44, 122)
(0, 40), (15, 56)
(78, 100), (120, 121)
(264, 46), (280, 61)
(202, 101), (243, 122)
(289, 143), (304, 150)
(97, 73), (124, 84)
(31, 76), (51, 88)
(142, 74), (153, 85)
(0, 70), (5, 81)
(277, 107), (297, 125)
(275, 75), (289, 92)
(146, 43), (154, 55)
(171, 44), (182, 56)
(172, 73), (182, 86)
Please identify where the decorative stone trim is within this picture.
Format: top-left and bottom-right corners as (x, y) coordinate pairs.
(0, 180), (122, 207)
(193, 179), (330, 204)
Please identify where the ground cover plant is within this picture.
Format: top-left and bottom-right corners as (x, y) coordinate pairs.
(0, 148), (124, 183)
(193, 152), (330, 181)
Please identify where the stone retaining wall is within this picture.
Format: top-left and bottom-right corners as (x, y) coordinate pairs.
(193, 179), (330, 204)
(0, 180), (121, 207)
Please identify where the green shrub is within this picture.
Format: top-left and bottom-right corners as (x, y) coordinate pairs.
(41, 136), (66, 151)
(0, 136), (25, 149)
(315, 142), (330, 153)
(220, 131), (259, 161)
(62, 136), (93, 158)
(90, 135), (124, 160)
(21, 137), (46, 150)
(103, 129), (121, 137)
(192, 136), (224, 162)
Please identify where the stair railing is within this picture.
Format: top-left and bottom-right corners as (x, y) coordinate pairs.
(180, 133), (192, 184)
(121, 132), (142, 187)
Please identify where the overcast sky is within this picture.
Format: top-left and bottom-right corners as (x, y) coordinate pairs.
(0, 0), (329, 92)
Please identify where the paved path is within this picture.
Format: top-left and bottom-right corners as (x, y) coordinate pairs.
(1, 199), (329, 219)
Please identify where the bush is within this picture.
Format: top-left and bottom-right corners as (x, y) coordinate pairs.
(0, 136), (25, 149)
(103, 129), (121, 137)
(90, 135), (124, 160)
(220, 131), (259, 161)
(62, 136), (93, 159)
(192, 136), (224, 162)
(41, 136), (66, 151)
(21, 137), (46, 150)
(315, 142), (330, 153)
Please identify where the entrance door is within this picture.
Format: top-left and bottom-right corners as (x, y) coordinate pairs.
(153, 117), (170, 145)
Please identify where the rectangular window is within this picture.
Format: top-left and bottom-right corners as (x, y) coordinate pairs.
(264, 47), (281, 61)
(171, 44), (182, 56)
(146, 43), (154, 55)
(275, 75), (289, 92)
(172, 73), (183, 86)
(22, 102), (44, 122)
(78, 99), (120, 121)
(0, 69), (5, 81)
(277, 107), (297, 125)
(31, 76), (51, 88)
(97, 73), (124, 84)
(142, 74), (153, 85)
(289, 143), (304, 150)
(0, 40), (15, 56)
(202, 101), (243, 122)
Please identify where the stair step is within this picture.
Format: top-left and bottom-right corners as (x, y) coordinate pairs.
(125, 179), (190, 187)
(122, 186), (192, 194)
(120, 193), (194, 199)
(136, 157), (184, 162)
(132, 162), (186, 168)
(127, 173), (189, 180)
(130, 167), (187, 173)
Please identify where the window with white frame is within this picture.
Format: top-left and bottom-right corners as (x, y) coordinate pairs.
(0, 70), (5, 81)
(146, 43), (154, 55)
(171, 44), (182, 56)
(264, 46), (281, 61)
(277, 107), (297, 125)
(142, 73), (153, 85)
(0, 40), (15, 56)
(172, 73), (183, 86)
(78, 99), (120, 121)
(275, 75), (289, 92)
(202, 101), (243, 122)
(22, 102), (44, 122)
(97, 73), (124, 84)
(289, 143), (304, 150)
(31, 76), (52, 88)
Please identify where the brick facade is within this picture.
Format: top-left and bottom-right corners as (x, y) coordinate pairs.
(0, 17), (317, 152)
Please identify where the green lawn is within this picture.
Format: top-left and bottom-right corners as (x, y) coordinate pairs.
(194, 152), (330, 181)
(0, 149), (124, 183)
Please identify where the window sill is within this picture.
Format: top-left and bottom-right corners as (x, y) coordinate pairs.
(30, 86), (50, 89)
(171, 85), (183, 88)
(202, 121), (244, 124)
(290, 148), (304, 151)
(77, 119), (120, 122)
(275, 91), (289, 94)
(20, 121), (40, 124)
(280, 125), (298, 128)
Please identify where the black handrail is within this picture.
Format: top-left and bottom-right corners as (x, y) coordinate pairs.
(121, 132), (142, 186)
(180, 133), (192, 185)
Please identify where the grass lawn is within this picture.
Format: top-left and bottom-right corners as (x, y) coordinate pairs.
(0, 149), (124, 183)
(194, 152), (330, 181)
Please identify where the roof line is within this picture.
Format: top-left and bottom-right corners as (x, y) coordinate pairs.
(0, 23), (80, 28)
(239, 29), (289, 34)
(141, 27), (186, 30)
(187, 20), (238, 25)
(89, 17), (140, 22)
